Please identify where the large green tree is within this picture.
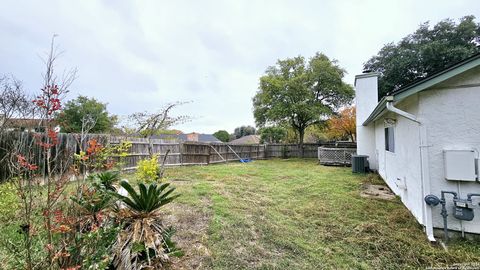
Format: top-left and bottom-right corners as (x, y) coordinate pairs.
(213, 130), (230, 142)
(57, 95), (117, 133)
(233, 125), (256, 139)
(258, 126), (286, 144)
(364, 15), (480, 98)
(253, 53), (354, 156)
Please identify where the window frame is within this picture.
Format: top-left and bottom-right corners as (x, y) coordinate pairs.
(385, 126), (395, 153)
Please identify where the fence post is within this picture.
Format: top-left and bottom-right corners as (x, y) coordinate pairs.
(207, 144), (211, 165)
(180, 143), (184, 165)
(226, 144), (229, 162)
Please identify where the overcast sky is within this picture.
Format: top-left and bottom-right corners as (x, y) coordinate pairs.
(1, 0), (479, 134)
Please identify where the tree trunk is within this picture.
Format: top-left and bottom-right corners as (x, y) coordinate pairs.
(298, 128), (305, 158)
(350, 133), (356, 142)
(147, 137), (154, 158)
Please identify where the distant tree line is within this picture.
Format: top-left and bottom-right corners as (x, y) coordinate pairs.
(213, 125), (257, 142)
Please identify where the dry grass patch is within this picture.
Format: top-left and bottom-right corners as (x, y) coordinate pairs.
(164, 198), (213, 270)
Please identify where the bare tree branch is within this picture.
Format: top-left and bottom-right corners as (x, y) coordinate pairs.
(128, 101), (191, 138)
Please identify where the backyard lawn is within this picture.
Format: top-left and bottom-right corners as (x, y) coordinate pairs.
(156, 159), (480, 269)
(1, 159), (479, 269)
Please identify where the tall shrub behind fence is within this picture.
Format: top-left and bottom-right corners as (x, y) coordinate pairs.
(0, 132), (111, 181)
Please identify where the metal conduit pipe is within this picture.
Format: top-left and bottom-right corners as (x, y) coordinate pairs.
(467, 193), (480, 203)
(440, 191), (458, 242)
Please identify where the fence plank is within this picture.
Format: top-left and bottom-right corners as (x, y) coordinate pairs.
(0, 131), (356, 180)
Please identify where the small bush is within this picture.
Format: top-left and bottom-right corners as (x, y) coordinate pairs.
(89, 170), (121, 191)
(136, 155), (160, 183)
(112, 181), (182, 268)
(0, 182), (19, 222)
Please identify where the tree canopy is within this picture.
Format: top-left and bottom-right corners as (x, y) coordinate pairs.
(325, 106), (356, 142)
(0, 76), (33, 133)
(364, 15), (480, 98)
(253, 52), (354, 156)
(56, 95), (117, 133)
(233, 125), (256, 139)
(213, 130), (230, 142)
(258, 126), (286, 144)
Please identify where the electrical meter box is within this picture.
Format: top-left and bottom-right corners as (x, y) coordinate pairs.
(443, 150), (477, 181)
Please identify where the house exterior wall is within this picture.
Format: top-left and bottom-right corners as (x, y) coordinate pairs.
(371, 66), (480, 234)
(355, 73), (379, 169)
(419, 67), (480, 234)
(373, 95), (424, 223)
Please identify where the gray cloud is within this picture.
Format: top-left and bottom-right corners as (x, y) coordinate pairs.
(1, 0), (479, 133)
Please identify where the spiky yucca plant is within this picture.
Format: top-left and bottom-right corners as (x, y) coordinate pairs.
(112, 181), (182, 269)
(89, 170), (120, 191)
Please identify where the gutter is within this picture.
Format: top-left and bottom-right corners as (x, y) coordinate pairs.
(385, 96), (419, 123)
(385, 97), (436, 242)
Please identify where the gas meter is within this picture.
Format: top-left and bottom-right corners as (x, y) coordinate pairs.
(453, 198), (474, 221)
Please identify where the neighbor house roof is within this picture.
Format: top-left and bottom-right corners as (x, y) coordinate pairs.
(178, 133), (221, 143)
(229, 135), (260, 144)
(151, 133), (221, 143)
(3, 118), (52, 128)
(362, 52), (480, 126)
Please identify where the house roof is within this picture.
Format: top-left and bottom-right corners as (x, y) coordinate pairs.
(179, 133), (221, 142)
(229, 135), (260, 144)
(150, 133), (221, 143)
(3, 118), (49, 128)
(362, 52), (480, 126)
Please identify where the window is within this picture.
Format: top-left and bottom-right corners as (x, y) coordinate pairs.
(385, 127), (395, 152)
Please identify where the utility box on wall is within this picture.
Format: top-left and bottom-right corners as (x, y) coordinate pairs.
(443, 150), (477, 181)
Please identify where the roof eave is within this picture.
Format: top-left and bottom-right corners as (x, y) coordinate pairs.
(362, 97), (387, 126)
(362, 53), (480, 126)
(394, 56), (480, 100)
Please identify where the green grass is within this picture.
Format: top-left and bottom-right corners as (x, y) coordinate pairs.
(1, 159), (479, 269)
(159, 159), (480, 269)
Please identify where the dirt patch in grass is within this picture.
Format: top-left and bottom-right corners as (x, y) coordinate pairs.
(164, 197), (213, 270)
(362, 173), (386, 185)
(360, 184), (396, 200)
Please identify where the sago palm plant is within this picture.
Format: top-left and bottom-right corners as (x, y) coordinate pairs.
(112, 180), (182, 269)
(89, 170), (120, 191)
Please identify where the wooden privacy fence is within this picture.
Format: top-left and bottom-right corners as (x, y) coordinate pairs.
(117, 141), (356, 169)
(0, 131), (357, 180)
(0, 132), (110, 181)
(117, 141), (267, 170)
(265, 142), (357, 159)
(266, 143), (321, 158)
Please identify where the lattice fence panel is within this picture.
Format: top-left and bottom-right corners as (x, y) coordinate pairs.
(318, 147), (357, 166)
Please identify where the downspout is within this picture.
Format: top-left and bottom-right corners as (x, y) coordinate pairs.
(385, 96), (436, 242)
(385, 97), (419, 123)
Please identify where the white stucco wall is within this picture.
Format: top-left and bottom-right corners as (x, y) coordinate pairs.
(419, 66), (480, 234)
(373, 96), (424, 223)
(355, 73), (379, 169)
(371, 66), (480, 234)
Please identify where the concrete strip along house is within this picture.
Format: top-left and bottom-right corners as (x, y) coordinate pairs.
(355, 53), (480, 241)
